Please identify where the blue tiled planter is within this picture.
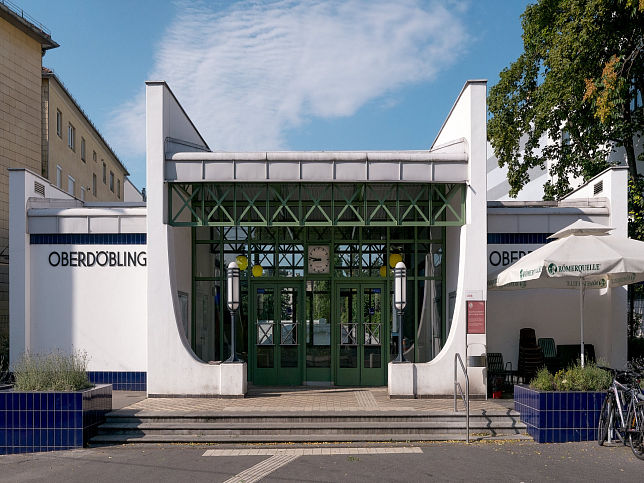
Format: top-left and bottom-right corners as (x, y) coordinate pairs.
(514, 384), (605, 443)
(0, 384), (112, 454)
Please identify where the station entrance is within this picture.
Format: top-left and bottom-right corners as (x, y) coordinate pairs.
(249, 281), (386, 386)
(173, 182), (465, 386)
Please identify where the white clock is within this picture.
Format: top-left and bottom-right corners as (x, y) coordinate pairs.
(307, 245), (330, 274)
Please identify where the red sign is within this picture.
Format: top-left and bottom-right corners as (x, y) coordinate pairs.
(467, 301), (486, 334)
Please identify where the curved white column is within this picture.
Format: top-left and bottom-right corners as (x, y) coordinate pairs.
(146, 82), (246, 396)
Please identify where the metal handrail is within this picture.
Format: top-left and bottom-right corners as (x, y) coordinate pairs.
(454, 352), (470, 444)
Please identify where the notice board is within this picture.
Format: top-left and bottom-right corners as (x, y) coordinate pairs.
(467, 301), (486, 334)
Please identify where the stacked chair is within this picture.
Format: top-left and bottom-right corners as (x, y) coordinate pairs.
(518, 328), (545, 383)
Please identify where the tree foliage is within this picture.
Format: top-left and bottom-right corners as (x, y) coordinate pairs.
(488, 0), (643, 200)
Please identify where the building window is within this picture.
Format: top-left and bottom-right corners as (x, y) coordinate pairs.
(93, 150), (97, 162)
(80, 186), (85, 201)
(117, 179), (121, 199)
(67, 175), (75, 196)
(56, 165), (62, 188)
(68, 123), (76, 151)
(102, 161), (106, 183)
(92, 173), (97, 196)
(56, 110), (62, 137)
(109, 171), (114, 192)
(81, 137), (86, 162)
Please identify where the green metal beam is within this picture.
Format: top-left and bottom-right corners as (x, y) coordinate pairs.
(168, 182), (465, 228)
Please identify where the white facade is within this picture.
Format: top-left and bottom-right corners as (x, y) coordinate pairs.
(487, 167), (629, 371)
(8, 79), (630, 398)
(9, 169), (147, 372)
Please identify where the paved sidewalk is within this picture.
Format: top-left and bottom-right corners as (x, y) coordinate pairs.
(115, 386), (515, 414)
(2, 441), (642, 482)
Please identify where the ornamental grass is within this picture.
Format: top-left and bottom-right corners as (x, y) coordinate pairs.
(530, 362), (611, 392)
(13, 350), (92, 391)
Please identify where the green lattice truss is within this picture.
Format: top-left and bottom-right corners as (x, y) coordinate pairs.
(168, 182), (466, 227)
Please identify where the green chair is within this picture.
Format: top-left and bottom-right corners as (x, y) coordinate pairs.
(537, 337), (558, 372)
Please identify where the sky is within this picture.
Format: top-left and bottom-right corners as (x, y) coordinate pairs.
(20, 0), (532, 190)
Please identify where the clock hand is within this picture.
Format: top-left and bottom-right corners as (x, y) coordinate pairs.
(310, 257), (322, 262)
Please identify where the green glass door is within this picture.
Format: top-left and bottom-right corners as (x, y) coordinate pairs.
(253, 283), (303, 385)
(336, 283), (386, 386)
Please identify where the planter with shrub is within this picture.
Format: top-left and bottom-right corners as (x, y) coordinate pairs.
(0, 351), (112, 455)
(514, 362), (611, 443)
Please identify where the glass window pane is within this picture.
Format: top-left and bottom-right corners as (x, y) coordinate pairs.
(251, 244), (275, 277)
(278, 244), (303, 277)
(280, 287), (298, 345)
(194, 280), (221, 363)
(256, 288), (274, 345)
(339, 288), (358, 368)
(281, 346), (298, 368)
(334, 244), (359, 277)
(306, 281), (330, 368)
(257, 347), (274, 368)
(340, 346), (358, 368)
(361, 244), (385, 277)
(364, 346), (381, 369)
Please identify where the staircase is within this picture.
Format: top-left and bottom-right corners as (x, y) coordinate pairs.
(90, 409), (529, 444)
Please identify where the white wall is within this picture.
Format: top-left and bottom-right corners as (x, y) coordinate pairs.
(487, 134), (550, 201)
(124, 178), (144, 202)
(9, 169), (74, 365)
(146, 81), (245, 396)
(487, 168), (629, 370)
(29, 245), (147, 370)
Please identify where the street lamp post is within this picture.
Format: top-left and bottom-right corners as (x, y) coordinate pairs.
(393, 261), (407, 363)
(225, 261), (242, 363)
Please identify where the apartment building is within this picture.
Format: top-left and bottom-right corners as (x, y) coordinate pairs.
(41, 69), (129, 202)
(1, 2), (138, 362)
(0, 1), (58, 347)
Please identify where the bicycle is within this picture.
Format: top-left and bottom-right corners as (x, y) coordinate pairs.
(597, 366), (644, 460)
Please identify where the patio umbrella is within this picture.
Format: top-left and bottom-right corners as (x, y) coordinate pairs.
(488, 220), (644, 366)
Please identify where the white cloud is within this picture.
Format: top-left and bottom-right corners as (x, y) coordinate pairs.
(108, 0), (469, 158)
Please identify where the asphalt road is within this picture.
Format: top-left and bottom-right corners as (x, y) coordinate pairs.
(1, 440), (642, 482)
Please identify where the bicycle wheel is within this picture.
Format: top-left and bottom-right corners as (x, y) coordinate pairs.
(598, 393), (613, 446)
(629, 407), (644, 460)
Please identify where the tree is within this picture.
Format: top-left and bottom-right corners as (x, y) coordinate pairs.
(488, 0), (643, 200)
(489, 0), (644, 353)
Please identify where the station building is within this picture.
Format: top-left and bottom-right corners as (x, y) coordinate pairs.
(9, 80), (629, 397)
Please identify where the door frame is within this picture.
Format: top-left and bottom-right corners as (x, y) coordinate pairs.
(249, 280), (305, 385)
(334, 281), (388, 386)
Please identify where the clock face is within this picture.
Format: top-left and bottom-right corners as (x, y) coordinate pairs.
(308, 245), (330, 274)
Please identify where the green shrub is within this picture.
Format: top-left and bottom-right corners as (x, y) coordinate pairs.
(530, 366), (555, 391)
(13, 350), (93, 391)
(529, 362), (611, 392)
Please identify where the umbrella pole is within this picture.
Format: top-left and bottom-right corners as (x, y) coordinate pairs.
(580, 277), (585, 368)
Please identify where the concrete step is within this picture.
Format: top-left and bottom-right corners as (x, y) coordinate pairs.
(105, 412), (522, 425)
(93, 409), (527, 445)
(96, 420), (526, 436)
(89, 433), (532, 445)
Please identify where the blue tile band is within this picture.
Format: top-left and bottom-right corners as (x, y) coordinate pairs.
(514, 385), (604, 443)
(86, 372), (147, 391)
(0, 385), (111, 455)
(487, 233), (552, 244)
(30, 233), (147, 245)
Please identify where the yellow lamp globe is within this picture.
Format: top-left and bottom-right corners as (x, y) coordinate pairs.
(379, 265), (388, 278)
(252, 264), (263, 277)
(389, 253), (402, 268)
(235, 255), (248, 271)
